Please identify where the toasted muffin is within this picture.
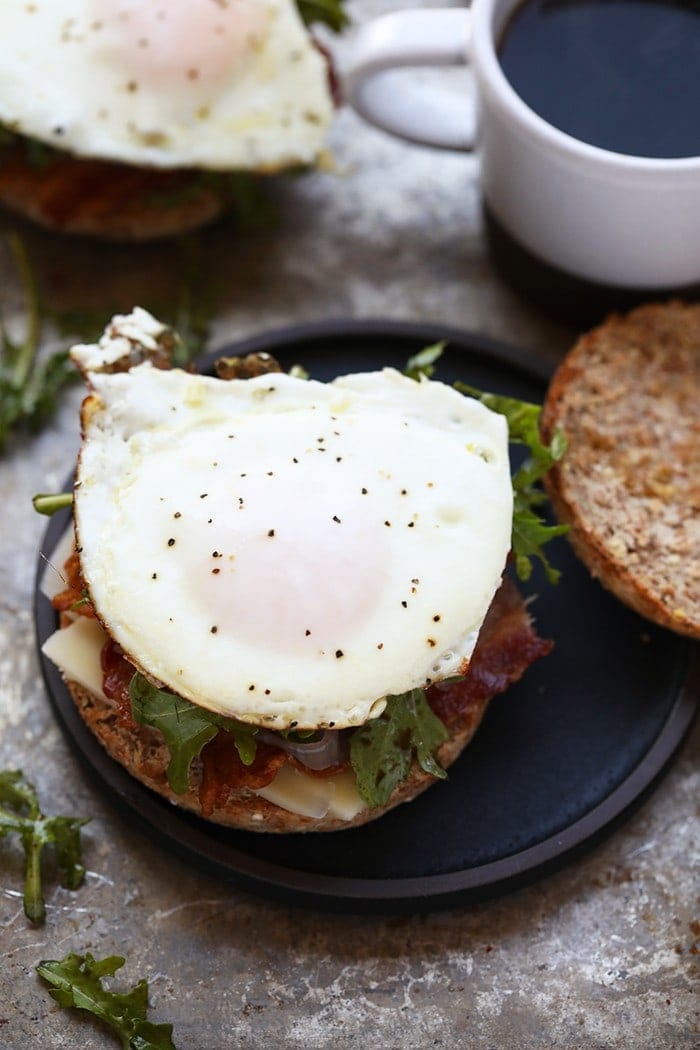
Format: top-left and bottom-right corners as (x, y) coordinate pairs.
(541, 301), (700, 639)
(0, 147), (230, 241)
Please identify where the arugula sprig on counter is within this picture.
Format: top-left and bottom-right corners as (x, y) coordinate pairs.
(0, 234), (78, 453)
(0, 770), (87, 924)
(129, 674), (257, 794)
(37, 952), (177, 1050)
(349, 690), (449, 808)
(1, 232), (218, 452)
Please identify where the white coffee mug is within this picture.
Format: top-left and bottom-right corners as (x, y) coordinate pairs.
(343, 1), (700, 291)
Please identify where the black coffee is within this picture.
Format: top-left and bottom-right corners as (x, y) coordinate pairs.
(498, 0), (700, 159)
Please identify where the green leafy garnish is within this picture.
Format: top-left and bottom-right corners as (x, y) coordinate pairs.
(0, 234), (79, 452)
(0, 770), (87, 924)
(456, 384), (568, 583)
(37, 952), (176, 1050)
(403, 339), (566, 584)
(129, 674), (258, 794)
(349, 689), (449, 808)
(32, 491), (73, 516)
(404, 341), (447, 381)
(0, 232), (220, 453)
(297, 0), (349, 32)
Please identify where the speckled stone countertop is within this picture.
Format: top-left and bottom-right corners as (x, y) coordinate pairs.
(1, 3), (698, 1046)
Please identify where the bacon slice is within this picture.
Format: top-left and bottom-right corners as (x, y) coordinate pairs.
(427, 577), (553, 728)
(51, 550), (96, 618)
(199, 734), (287, 817)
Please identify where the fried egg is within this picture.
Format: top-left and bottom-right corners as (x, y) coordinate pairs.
(0, 0), (333, 170)
(72, 311), (513, 730)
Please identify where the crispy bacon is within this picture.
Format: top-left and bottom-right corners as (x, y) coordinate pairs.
(198, 733), (287, 817)
(427, 577), (553, 728)
(51, 550), (96, 618)
(101, 638), (138, 730)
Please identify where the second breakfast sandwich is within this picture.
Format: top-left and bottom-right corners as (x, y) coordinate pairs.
(0, 0), (345, 239)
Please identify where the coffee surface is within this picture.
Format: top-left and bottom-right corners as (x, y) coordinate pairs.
(498, 0), (700, 159)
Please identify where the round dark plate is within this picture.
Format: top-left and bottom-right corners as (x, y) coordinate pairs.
(35, 319), (699, 913)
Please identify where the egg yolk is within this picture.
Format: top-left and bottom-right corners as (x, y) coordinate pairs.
(91, 0), (271, 88)
(190, 470), (391, 657)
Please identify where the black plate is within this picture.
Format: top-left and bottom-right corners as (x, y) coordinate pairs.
(35, 320), (699, 912)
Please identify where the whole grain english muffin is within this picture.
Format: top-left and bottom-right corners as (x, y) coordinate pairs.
(0, 150), (230, 241)
(541, 301), (700, 639)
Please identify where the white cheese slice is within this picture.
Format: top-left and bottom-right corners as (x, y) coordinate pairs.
(41, 618), (365, 822)
(42, 617), (108, 700)
(254, 764), (365, 821)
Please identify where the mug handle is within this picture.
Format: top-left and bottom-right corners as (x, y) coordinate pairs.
(343, 8), (474, 150)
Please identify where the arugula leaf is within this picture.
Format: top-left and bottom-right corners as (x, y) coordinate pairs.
(408, 339), (567, 582)
(0, 234), (79, 452)
(349, 689), (449, 808)
(456, 384), (568, 583)
(129, 674), (258, 794)
(37, 952), (176, 1050)
(296, 0), (349, 32)
(1, 232), (220, 453)
(0, 770), (87, 924)
(404, 341), (447, 381)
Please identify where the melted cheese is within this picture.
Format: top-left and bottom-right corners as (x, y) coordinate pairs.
(42, 617), (108, 700)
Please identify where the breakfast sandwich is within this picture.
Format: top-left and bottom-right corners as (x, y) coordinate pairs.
(38, 309), (558, 832)
(0, 0), (344, 239)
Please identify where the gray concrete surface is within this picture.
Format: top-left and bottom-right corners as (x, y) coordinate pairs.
(1, 3), (698, 1046)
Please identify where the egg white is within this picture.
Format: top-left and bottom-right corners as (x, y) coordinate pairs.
(74, 347), (512, 731)
(0, 0), (333, 170)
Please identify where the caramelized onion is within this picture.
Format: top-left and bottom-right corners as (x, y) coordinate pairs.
(257, 729), (347, 770)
